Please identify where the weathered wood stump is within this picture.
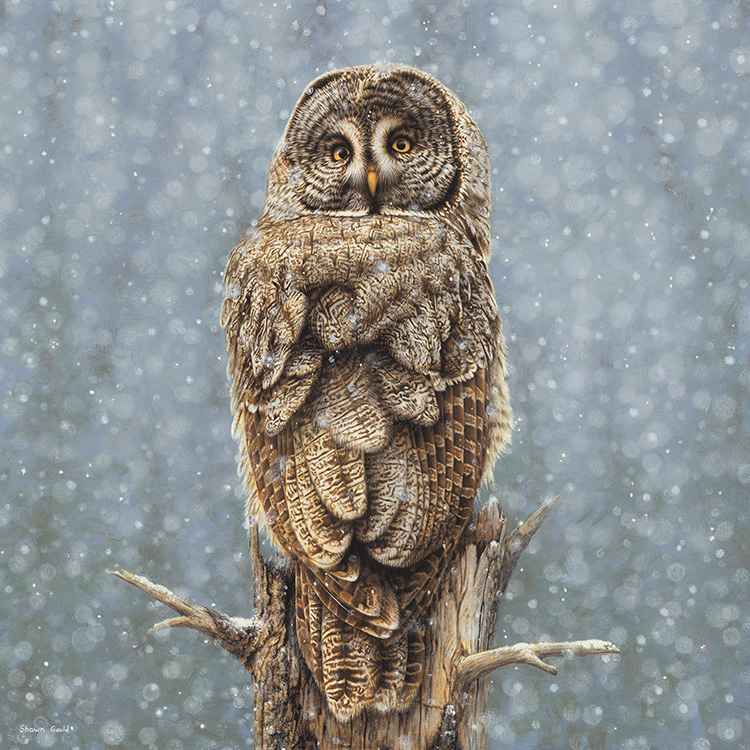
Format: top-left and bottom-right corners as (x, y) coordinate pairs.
(109, 497), (618, 749)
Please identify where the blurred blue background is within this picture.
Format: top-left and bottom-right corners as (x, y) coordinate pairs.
(1, 1), (747, 747)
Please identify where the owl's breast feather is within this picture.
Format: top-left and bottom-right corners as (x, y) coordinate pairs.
(251, 214), (459, 291)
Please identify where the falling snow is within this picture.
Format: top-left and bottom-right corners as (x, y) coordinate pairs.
(1, 1), (747, 748)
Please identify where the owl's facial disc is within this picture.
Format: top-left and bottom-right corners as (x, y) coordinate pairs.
(283, 67), (460, 214)
(320, 118), (400, 208)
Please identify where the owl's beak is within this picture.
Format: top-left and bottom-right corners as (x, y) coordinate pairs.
(367, 167), (378, 198)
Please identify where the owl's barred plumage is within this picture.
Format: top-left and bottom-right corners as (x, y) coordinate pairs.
(222, 64), (511, 720)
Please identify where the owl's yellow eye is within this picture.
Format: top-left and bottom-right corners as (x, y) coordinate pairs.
(331, 144), (351, 162)
(391, 137), (411, 153)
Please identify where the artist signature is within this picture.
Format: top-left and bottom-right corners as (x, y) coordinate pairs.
(19, 725), (74, 734)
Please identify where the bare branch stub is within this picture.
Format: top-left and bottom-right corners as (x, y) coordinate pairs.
(456, 639), (621, 689)
(503, 496), (559, 566)
(106, 569), (264, 670)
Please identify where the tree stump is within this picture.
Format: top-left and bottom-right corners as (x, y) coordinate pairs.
(109, 497), (618, 749)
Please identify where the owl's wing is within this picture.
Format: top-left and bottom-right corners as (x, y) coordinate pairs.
(229, 350), (491, 718)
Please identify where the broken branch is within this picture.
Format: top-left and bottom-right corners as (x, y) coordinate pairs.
(106, 568), (263, 668)
(456, 639), (620, 689)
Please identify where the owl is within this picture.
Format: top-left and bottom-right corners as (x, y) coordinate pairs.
(221, 64), (511, 721)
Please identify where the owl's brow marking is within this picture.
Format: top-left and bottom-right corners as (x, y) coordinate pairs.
(371, 116), (407, 149)
(329, 119), (360, 155)
(370, 116), (411, 182)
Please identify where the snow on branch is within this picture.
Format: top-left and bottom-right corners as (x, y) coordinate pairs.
(106, 568), (263, 667)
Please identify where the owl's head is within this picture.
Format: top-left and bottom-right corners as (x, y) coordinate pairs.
(261, 64), (491, 249)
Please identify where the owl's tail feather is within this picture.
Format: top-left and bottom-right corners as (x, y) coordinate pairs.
(306, 563), (400, 639)
(372, 626), (425, 714)
(296, 563), (425, 721)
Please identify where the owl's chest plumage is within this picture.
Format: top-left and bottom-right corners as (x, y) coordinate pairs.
(244, 213), (465, 287)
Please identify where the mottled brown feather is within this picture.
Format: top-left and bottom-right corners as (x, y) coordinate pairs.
(300, 421), (368, 521)
(311, 562), (400, 633)
(296, 563), (324, 687)
(289, 427), (353, 566)
(309, 286), (357, 351)
(366, 353), (439, 426)
(260, 344), (322, 435)
(309, 353), (393, 454)
(364, 424), (428, 567)
(321, 609), (380, 716)
(355, 427), (410, 544)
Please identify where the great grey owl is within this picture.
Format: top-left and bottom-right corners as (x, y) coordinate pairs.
(221, 63), (511, 721)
